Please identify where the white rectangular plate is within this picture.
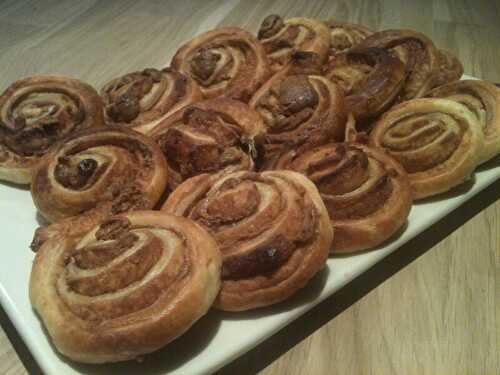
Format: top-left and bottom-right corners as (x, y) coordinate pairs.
(1, 75), (499, 375)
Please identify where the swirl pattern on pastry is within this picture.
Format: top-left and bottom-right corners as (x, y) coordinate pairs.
(171, 27), (271, 102)
(30, 210), (221, 363)
(358, 29), (440, 101)
(0, 75), (104, 184)
(149, 98), (265, 190)
(257, 15), (330, 73)
(325, 20), (373, 56)
(162, 170), (332, 311)
(267, 143), (412, 253)
(101, 68), (202, 133)
(427, 79), (500, 163)
(30, 127), (168, 250)
(324, 47), (406, 124)
(432, 49), (463, 89)
(250, 65), (346, 166)
(369, 98), (484, 199)
(344, 113), (368, 144)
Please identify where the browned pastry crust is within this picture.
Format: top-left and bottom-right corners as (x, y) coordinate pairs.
(30, 127), (168, 250)
(257, 16), (330, 73)
(324, 47), (406, 124)
(369, 98), (484, 199)
(148, 98), (266, 190)
(30, 210), (221, 363)
(358, 29), (441, 101)
(250, 57), (347, 167)
(325, 20), (373, 57)
(0, 75), (104, 184)
(344, 113), (369, 144)
(266, 143), (412, 253)
(100, 68), (202, 133)
(162, 170), (332, 311)
(427, 80), (500, 164)
(171, 27), (271, 102)
(432, 49), (464, 89)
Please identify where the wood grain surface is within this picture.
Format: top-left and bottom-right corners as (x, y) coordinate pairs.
(0, 0), (498, 374)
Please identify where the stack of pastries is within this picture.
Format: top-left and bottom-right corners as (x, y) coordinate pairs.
(0, 14), (499, 365)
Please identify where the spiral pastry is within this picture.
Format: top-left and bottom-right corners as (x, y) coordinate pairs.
(148, 98), (265, 190)
(432, 49), (463, 89)
(100, 68), (202, 133)
(249, 65), (346, 166)
(358, 29), (440, 101)
(30, 127), (168, 251)
(30, 210), (221, 363)
(171, 27), (270, 102)
(325, 20), (373, 57)
(324, 47), (406, 124)
(427, 80), (500, 164)
(369, 98), (484, 199)
(257, 15), (330, 73)
(267, 143), (412, 253)
(344, 113), (369, 144)
(162, 170), (332, 311)
(0, 75), (104, 184)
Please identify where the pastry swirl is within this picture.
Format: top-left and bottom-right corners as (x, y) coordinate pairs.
(148, 98), (266, 190)
(101, 68), (202, 133)
(257, 16), (330, 73)
(267, 143), (412, 253)
(250, 59), (347, 167)
(344, 113), (369, 144)
(369, 98), (484, 199)
(427, 80), (500, 164)
(358, 29), (440, 101)
(432, 49), (463, 89)
(162, 170), (332, 311)
(325, 20), (373, 56)
(0, 75), (104, 184)
(30, 210), (221, 363)
(171, 27), (271, 102)
(30, 127), (168, 250)
(324, 47), (406, 124)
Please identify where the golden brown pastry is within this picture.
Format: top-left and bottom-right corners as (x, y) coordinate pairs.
(30, 210), (221, 363)
(0, 75), (104, 184)
(344, 113), (369, 144)
(171, 27), (271, 101)
(358, 29), (440, 101)
(30, 127), (168, 251)
(250, 55), (347, 167)
(369, 98), (484, 199)
(325, 20), (373, 57)
(257, 15), (330, 73)
(148, 98), (266, 190)
(266, 143), (412, 253)
(427, 80), (500, 163)
(432, 49), (464, 89)
(162, 170), (332, 311)
(324, 47), (406, 124)
(100, 68), (202, 133)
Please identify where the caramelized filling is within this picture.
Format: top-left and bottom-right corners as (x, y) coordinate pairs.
(258, 15), (284, 39)
(2, 89), (84, 156)
(103, 68), (174, 123)
(157, 107), (250, 180)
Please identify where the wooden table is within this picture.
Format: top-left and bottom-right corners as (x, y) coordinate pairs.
(1, 0), (498, 374)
